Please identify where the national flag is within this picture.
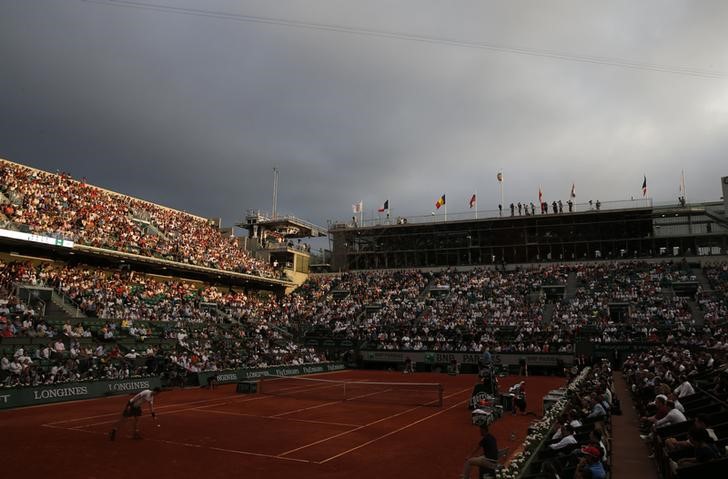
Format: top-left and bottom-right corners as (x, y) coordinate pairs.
(497, 171), (503, 182)
(378, 200), (389, 212)
(469, 193), (476, 208)
(435, 194), (446, 209)
(352, 201), (362, 213)
(538, 187), (543, 204)
(679, 170), (685, 195)
(642, 175), (648, 197)
(570, 183), (576, 199)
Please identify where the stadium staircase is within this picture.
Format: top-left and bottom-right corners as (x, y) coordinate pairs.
(418, 274), (438, 299)
(688, 268), (711, 328)
(13, 283), (85, 320)
(687, 300), (706, 328)
(692, 267), (713, 292)
(49, 291), (86, 319)
(542, 303), (555, 324)
(0, 191), (10, 221)
(396, 274), (438, 339)
(565, 271), (578, 298)
(268, 323), (297, 349)
(3, 189), (22, 205)
(129, 208), (167, 240)
(202, 302), (238, 325)
(271, 324), (294, 339)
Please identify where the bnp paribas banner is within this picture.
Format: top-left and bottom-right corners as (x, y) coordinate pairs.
(0, 377), (162, 410)
(196, 362), (346, 386)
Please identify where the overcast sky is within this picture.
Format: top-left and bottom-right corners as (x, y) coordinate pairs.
(1, 0), (727, 233)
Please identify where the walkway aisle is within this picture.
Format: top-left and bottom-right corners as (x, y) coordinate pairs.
(611, 373), (660, 479)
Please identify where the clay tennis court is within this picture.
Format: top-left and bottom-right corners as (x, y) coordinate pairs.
(2, 370), (564, 479)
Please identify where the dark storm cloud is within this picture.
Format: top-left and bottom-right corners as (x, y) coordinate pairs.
(1, 0), (726, 233)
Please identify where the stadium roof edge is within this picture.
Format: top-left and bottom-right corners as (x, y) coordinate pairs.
(334, 199), (724, 233)
(74, 244), (294, 286)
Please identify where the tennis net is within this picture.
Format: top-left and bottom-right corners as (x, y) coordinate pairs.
(258, 375), (444, 407)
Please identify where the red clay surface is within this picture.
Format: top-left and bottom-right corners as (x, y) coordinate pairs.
(2, 370), (564, 479)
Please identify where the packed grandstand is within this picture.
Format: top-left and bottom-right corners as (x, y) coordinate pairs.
(2, 158), (728, 478)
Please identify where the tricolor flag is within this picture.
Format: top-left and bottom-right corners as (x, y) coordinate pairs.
(352, 201), (363, 213)
(570, 183), (576, 199)
(538, 187), (543, 204)
(378, 200), (389, 213)
(642, 175), (648, 197)
(435, 194), (446, 209)
(469, 193), (477, 209)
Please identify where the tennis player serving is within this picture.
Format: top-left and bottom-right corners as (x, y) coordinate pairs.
(110, 387), (161, 440)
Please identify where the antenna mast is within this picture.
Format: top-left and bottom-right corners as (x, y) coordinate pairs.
(272, 167), (279, 219)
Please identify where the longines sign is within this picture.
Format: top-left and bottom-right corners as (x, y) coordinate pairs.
(0, 377), (161, 410)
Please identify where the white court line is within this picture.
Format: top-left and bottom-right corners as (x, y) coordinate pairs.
(48, 377), (445, 434)
(35, 368), (355, 424)
(40, 375), (466, 466)
(207, 446), (312, 463)
(266, 377), (381, 417)
(44, 394), (242, 426)
(67, 380), (364, 429)
(41, 423), (312, 464)
(277, 386), (472, 457)
(319, 396), (469, 464)
(67, 393), (280, 429)
(271, 386), (398, 417)
(348, 388), (443, 407)
(43, 423), (99, 433)
(47, 376), (358, 428)
(271, 400), (341, 417)
(190, 408), (363, 428)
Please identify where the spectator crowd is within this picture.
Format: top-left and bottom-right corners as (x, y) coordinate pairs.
(2, 256), (727, 390)
(0, 160), (273, 277)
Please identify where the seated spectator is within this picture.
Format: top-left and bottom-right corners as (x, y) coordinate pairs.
(587, 396), (607, 419)
(640, 395), (668, 427)
(674, 375), (695, 398)
(654, 400), (687, 429)
(575, 446), (606, 479)
(550, 424), (577, 451)
(675, 427), (720, 467)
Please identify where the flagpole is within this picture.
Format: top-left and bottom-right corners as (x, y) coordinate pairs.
(499, 171), (504, 213)
(474, 189), (478, 220)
